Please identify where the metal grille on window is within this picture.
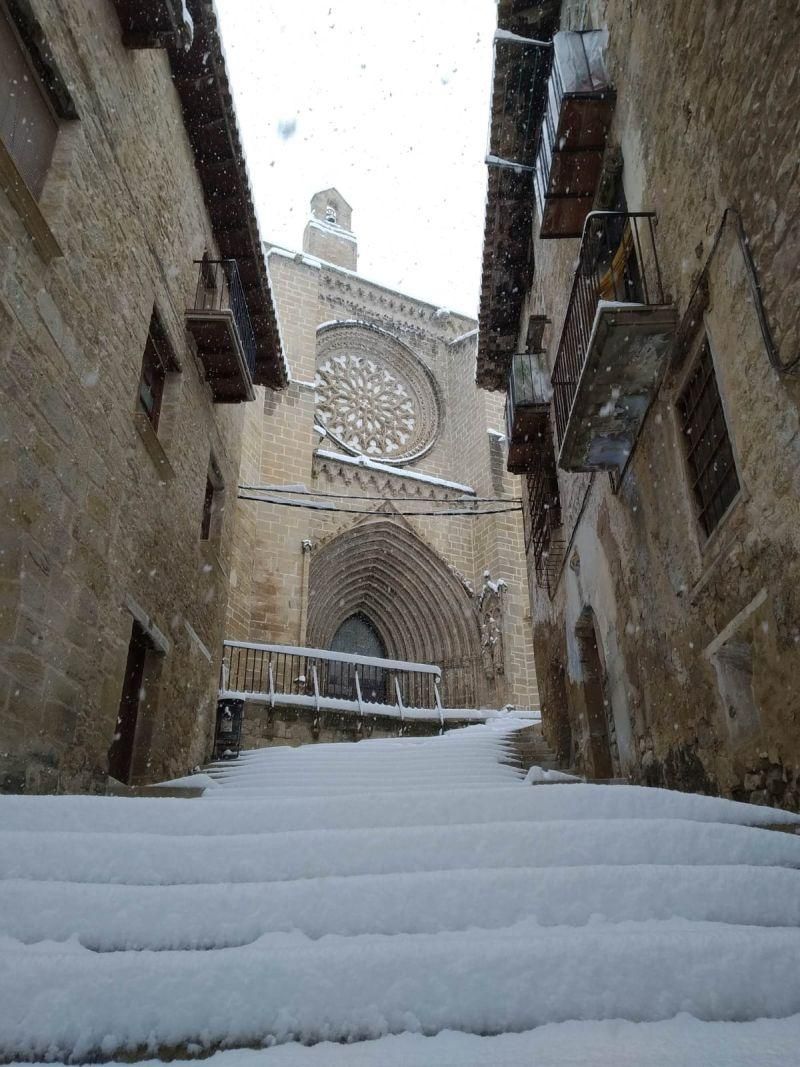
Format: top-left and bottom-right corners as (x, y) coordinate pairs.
(677, 340), (740, 537)
(522, 459), (563, 594)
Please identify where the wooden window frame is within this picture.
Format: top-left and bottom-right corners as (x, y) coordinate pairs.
(137, 308), (177, 433)
(0, 0), (77, 197)
(675, 334), (741, 541)
(200, 455), (224, 542)
(200, 475), (215, 541)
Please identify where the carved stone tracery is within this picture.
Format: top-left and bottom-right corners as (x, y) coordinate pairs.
(478, 571), (507, 678)
(315, 323), (441, 464)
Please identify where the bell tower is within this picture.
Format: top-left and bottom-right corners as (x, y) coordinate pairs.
(302, 188), (357, 270)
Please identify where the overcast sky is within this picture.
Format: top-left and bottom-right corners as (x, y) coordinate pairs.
(215, 1), (496, 317)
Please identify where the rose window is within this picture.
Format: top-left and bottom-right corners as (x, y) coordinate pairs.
(314, 325), (440, 464)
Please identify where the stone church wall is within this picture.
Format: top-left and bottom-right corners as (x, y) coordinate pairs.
(227, 238), (539, 710)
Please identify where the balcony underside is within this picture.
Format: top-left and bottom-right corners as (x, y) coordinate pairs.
(113, 0), (190, 48)
(539, 150), (604, 239)
(507, 404), (552, 474)
(559, 303), (677, 472)
(186, 310), (256, 403)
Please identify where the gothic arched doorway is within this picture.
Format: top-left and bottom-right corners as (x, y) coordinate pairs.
(575, 608), (619, 779)
(306, 518), (482, 707)
(328, 612), (388, 702)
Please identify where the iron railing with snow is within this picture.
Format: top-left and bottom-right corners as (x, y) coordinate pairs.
(220, 641), (455, 726)
(185, 258), (258, 403)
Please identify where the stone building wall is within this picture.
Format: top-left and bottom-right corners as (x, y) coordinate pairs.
(517, 0), (800, 805)
(227, 208), (539, 711)
(0, 1), (260, 791)
(239, 702), (464, 751)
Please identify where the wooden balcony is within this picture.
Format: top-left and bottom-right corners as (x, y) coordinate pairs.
(112, 0), (193, 49)
(186, 259), (256, 403)
(534, 30), (615, 239)
(551, 212), (677, 472)
(505, 353), (553, 475)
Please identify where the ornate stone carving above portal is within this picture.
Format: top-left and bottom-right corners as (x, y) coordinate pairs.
(314, 322), (442, 464)
(477, 571), (507, 678)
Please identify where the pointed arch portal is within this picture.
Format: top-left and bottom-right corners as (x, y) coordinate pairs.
(307, 518), (481, 707)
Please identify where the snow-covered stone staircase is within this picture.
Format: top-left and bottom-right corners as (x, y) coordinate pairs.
(2, 718), (800, 1065)
(505, 720), (562, 773)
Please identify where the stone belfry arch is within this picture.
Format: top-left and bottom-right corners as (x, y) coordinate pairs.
(306, 517), (483, 707)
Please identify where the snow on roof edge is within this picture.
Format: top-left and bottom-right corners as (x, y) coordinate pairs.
(265, 245), (477, 325)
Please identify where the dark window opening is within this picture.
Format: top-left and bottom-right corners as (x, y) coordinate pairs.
(0, 2), (58, 197)
(137, 309), (175, 432)
(676, 339), (740, 538)
(200, 475), (215, 540)
(201, 456), (223, 542)
(108, 620), (151, 785)
(328, 613), (388, 703)
(200, 250), (217, 292)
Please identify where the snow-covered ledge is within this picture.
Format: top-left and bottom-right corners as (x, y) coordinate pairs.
(314, 449), (475, 495)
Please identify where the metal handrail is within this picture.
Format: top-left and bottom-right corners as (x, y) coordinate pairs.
(221, 639), (441, 677)
(220, 641), (445, 716)
(550, 211), (666, 445)
(191, 258), (257, 379)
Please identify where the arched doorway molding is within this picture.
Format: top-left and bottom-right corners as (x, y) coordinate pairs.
(306, 516), (482, 706)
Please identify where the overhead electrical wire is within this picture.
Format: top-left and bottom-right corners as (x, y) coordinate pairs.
(237, 492), (522, 518)
(238, 483), (522, 505)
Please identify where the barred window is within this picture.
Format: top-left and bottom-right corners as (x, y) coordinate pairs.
(676, 339), (740, 538)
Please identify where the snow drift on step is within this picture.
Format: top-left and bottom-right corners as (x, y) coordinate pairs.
(3, 863), (799, 950)
(54, 1015), (800, 1067)
(2, 922), (800, 1058)
(3, 782), (798, 837)
(4, 818), (799, 885)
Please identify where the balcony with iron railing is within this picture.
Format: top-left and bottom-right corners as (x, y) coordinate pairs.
(534, 30), (615, 239)
(185, 258), (257, 403)
(505, 352), (554, 475)
(551, 211), (677, 472)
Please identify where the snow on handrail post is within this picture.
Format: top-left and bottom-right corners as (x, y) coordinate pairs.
(434, 681), (444, 730)
(311, 664), (320, 713)
(354, 669), (364, 719)
(268, 662), (275, 709)
(394, 676), (405, 725)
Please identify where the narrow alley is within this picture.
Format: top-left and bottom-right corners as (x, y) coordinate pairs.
(2, 0), (800, 1062)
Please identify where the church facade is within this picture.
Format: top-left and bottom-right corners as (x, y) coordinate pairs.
(227, 189), (539, 716)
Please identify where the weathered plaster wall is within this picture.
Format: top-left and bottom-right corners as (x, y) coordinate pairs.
(239, 702), (463, 751)
(522, 0), (800, 804)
